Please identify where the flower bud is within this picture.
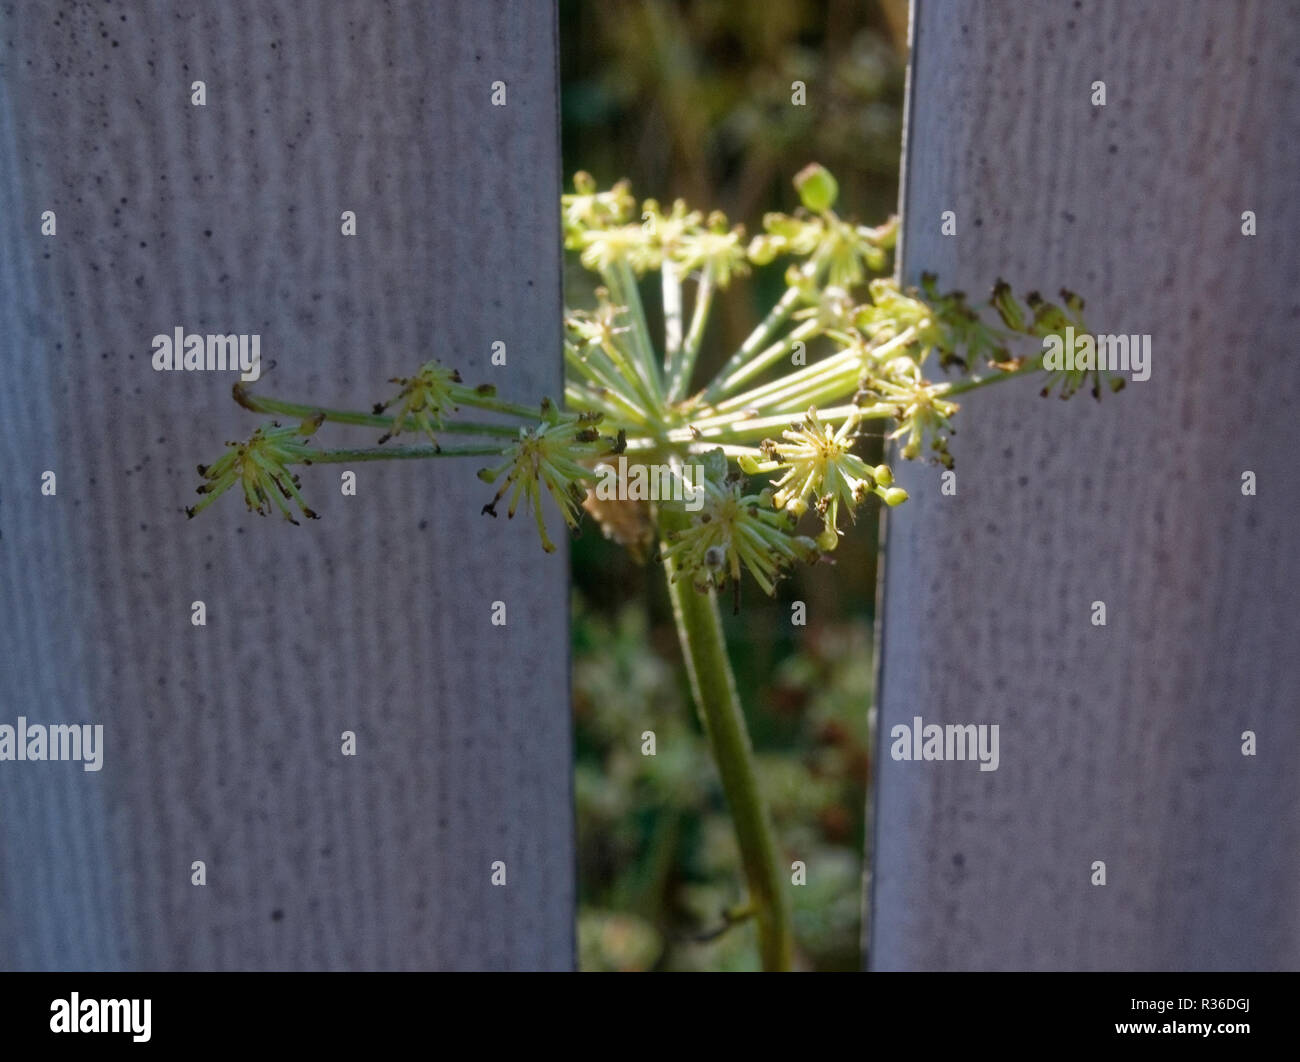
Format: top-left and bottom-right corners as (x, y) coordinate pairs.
(815, 527), (840, 552)
(883, 487), (909, 507)
(764, 212), (805, 239)
(991, 279), (1026, 332)
(747, 235), (780, 265)
(872, 464), (893, 487)
(794, 163), (839, 213)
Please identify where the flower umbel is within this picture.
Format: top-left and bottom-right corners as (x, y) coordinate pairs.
(188, 165), (1105, 596)
(373, 360), (467, 447)
(478, 401), (623, 553)
(672, 211), (750, 288)
(562, 171), (636, 246)
(181, 162), (1115, 978)
(748, 408), (906, 547)
(859, 360), (961, 469)
(660, 451), (820, 607)
(187, 415), (324, 524)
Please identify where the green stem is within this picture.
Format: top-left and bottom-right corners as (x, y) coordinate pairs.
(233, 385), (522, 436)
(564, 355), (654, 427)
(564, 383), (645, 427)
(666, 403), (892, 445)
(662, 259), (684, 369)
(668, 264), (714, 402)
(711, 318), (822, 399)
(658, 507), (792, 972)
(703, 246), (832, 403)
(939, 353), (1045, 397)
(301, 444), (503, 462)
(603, 260), (665, 402)
(704, 285), (804, 401)
(452, 390), (546, 421)
(713, 326), (917, 415)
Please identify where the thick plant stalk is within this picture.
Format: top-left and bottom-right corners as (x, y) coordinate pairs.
(658, 507), (793, 971)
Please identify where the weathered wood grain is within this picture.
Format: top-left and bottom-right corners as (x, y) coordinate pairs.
(870, 0), (1300, 970)
(0, 0), (571, 970)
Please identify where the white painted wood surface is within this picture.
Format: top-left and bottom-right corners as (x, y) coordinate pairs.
(870, 0), (1299, 970)
(0, 1), (571, 970)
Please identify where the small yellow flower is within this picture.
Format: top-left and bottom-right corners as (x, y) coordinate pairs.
(565, 289), (632, 350)
(793, 163), (839, 213)
(859, 363), (960, 468)
(747, 211), (823, 265)
(579, 223), (659, 273)
(372, 360), (464, 448)
(563, 172), (635, 247)
(822, 216), (889, 290)
(478, 402), (621, 553)
(749, 408), (906, 547)
(673, 211), (749, 288)
(187, 416), (324, 524)
(748, 168), (895, 287)
(641, 197), (703, 261)
(854, 278), (935, 343)
(660, 453), (820, 601)
(793, 284), (859, 334)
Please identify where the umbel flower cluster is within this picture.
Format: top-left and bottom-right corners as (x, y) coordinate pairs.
(190, 164), (1116, 602)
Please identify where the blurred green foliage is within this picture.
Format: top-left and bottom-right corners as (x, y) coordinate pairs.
(574, 596), (876, 970)
(562, 0), (906, 971)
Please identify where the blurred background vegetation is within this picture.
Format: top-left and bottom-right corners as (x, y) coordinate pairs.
(560, 0), (909, 971)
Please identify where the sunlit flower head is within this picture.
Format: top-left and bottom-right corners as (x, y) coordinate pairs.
(478, 402), (621, 553)
(673, 211), (749, 287)
(744, 408), (906, 547)
(858, 363), (960, 468)
(187, 416), (324, 525)
(563, 172), (636, 247)
(565, 288), (632, 351)
(372, 360), (466, 448)
(660, 452), (820, 602)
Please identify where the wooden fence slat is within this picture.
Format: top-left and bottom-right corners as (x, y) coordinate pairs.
(0, 0), (571, 971)
(871, 0), (1300, 971)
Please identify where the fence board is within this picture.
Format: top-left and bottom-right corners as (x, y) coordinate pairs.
(871, 0), (1300, 970)
(0, 0), (571, 970)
